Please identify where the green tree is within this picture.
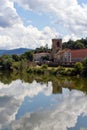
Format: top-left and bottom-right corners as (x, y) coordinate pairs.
(63, 39), (75, 49)
(62, 38), (87, 49)
(0, 55), (13, 70)
(75, 41), (84, 49)
(22, 51), (33, 61)
(74, 62), (83, 74)
(12, 54), (20, 61)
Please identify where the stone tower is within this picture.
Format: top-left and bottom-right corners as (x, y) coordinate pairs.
(52, 38), (62, 51)
(52, 38), (62, 62)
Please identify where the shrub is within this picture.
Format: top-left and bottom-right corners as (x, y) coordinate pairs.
(82, 58), (87, 77)
(56, 66), (66, 75)
(41, 64), (48, 69)
(50, 68), (57, 75)
(35, 68), (44, 74)
(27, 68), (34, 73)
(74, 62), (83, 74)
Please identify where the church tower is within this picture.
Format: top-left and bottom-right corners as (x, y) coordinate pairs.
(52, 38), (62, 51)
(52, 38), (62, 62)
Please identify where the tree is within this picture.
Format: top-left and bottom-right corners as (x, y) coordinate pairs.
(75, 41), (84, 49)
(74, 62), (83, 74)
(0, 55), (13, 70)
(62, 38), (87, 49)
(62, 39), (75, 49)
(22, 51), (33, 61)
(12, 54), (20, 61)
(34, 44), (51, 53)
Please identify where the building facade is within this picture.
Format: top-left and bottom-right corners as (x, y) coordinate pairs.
(51, 39), (87, 63)
(34, 53), (50, 62)
(34, 38), (87, 64)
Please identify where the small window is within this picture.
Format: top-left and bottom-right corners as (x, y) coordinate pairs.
(57, 42), (60, 47)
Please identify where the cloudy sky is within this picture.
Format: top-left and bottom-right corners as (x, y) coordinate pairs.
(0, 0), (87, 49)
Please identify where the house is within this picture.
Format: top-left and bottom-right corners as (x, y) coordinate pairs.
(51, 49), (71, 63)
(51, 39), (87, 63)
(34, 52), (50, 62)
(33, 38), (87, 64)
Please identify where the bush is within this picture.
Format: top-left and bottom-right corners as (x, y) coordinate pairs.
(50, 68), (57, 75)
(56, 66), (66, 75)
(41, 64), (48, 69)
(74, 62), (83, 74)
(27, 68), (34, 73)
(82, 58), (87, 76)
(35, 68), (44, 74)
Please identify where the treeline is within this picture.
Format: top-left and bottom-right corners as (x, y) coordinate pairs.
(0, 51), (34, 70)
(62, 38), (87, 49)
(34, 44), (51, 53)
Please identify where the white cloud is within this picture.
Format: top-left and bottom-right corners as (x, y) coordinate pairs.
(0, 80), (52, 129)
(0, 0), (87, 49)
(0, 0), (59, 49)
(0, 0), (22, 27)
(0, 79), (87, 129)
(0, 80), (52, 99)
(14, 0), (87, 38)
(0, 95), (20, 129)
(0, 23), (58, 49)
(63, 33), (80, 42)
(8, 89), (87, 130)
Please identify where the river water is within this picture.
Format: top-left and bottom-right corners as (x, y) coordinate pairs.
(0, 74), (87, 130)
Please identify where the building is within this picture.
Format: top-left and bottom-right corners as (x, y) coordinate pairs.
(34, 38), (87, 64)
(51, 39), (87, 63)
(51, 38), (71, 63)
(71, 49), (87, 62)
(52, 38), (62, 62)
(34, 52), (50, 62)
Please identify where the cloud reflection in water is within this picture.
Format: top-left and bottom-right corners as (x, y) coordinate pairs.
(0, 80), (87, 130)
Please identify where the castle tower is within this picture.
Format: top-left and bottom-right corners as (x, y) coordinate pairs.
(52, 38), (62, 62)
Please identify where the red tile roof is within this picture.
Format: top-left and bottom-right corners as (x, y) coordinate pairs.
(71, 48), (87, 58)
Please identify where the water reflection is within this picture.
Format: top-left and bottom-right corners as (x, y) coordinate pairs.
(0, 74), (87, 129)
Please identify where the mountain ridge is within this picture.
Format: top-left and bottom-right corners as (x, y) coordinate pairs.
(0, 48), (32, 55)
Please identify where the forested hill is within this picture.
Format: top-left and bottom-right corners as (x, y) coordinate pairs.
(62, 38), (87, 49)
(0, 48), (31, 55)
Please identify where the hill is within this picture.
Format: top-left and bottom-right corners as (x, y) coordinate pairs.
(0, 48), (32, 55)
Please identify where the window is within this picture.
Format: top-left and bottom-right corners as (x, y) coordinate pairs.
(57, 42), (60, 47)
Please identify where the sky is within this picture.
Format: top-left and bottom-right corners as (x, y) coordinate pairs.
(0, 0), (87, 49)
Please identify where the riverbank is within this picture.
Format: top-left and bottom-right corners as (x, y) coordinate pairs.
(26, 62), (86, 77)
(0, 54), (87, 77)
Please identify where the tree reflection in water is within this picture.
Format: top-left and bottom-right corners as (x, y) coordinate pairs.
(0, 71), (87, 130)
(0, 71), (87, 94)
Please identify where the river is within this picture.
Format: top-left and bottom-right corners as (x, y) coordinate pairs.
(0, 72), (87, 130)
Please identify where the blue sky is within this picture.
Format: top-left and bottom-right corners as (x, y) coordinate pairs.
(78, 0), (87, 4)
(0, 0), (87, 49)
(14, 0), (87, 29)
(14, 3), (51, 29)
